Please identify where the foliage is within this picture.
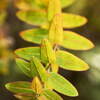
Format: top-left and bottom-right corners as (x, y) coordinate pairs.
(5, 0), (94, 99)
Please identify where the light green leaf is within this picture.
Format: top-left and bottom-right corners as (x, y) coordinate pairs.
(56, 50), (89, 71)
(15, 0), (46, 10)
(36, 96), (46, 100)
(42, 88), (63, 100)
(31, 76), (43, 94)
(61, 31), (94, 50)
(20, 28), (48, 44)
(47, 0), (61, 22)
(16, 10), (47, 26)
(61, 0), (75, 8)
(49, 72), (78, 97)
(14, 93), (36, 100)
(48, 14), (63, 47)
(30, 56), (48, 83)
(62, 13), (87, 28)
(40, 38), (56, 64)
(5, 81), (33, 94)
(16, 58), (32, 78)
(15, 47), (40, 61)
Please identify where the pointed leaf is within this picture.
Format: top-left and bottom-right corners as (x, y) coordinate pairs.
(5, 82), (33, 94)
(14, 93), (36, 100)
(56, 50), (89, 71)
(15, 47), (40, 61)
(61, 0), (75, 8)
(40, 38), (56, 64)
(16, 58), (32, 77)
(20, 28), (48, 44)
(42, 88), (63, 100)
(30, 56), (48, 83)
(62, 13), (87, 28)
(31, 77), (43, 94)
(16, 10), (47, 26)
(15, 0), (46, 10)
(49, 72), (78, 97)
(48, 14), (63, 47)
(61, 31), (94, 50)
(47, 0), (61, 22)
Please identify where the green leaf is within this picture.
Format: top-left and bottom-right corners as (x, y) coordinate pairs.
(14, 93), (36, 100)
(49, 72), (78, 97)
(15, 0), (46, 10)
(20, 28), (48, 44)
(16, 10), (47, 26)
(47, 0), (61, 22)
(61, 0), (75, 8)
(61, 31), (94, 50)
(30, 56), (48, 83)
(48, 14), (63, 47)
(56, 50), (89, 71)
(42, 88), (63, 100)
(16, 58), (32, 78)
(15, 47), (40, 61)
(31, 76), (43, 94)
(40, 38), (56, 64)
(62, 13), (87, 28)
(5, 81), (33, 94)
(36, 96), (46, 100)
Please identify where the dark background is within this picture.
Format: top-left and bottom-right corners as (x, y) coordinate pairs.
(0, 0), (100, 100)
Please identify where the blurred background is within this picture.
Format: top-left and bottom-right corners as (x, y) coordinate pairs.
(0, 0), (100, 100)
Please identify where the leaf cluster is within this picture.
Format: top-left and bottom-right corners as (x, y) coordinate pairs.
(5, 0), (94, 100)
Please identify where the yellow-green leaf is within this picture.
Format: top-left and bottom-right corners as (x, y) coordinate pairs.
(16, 58), (32, 78)
(5, 82), (33, 94)
(62, 13), (87, 28)
(30, 56), (48, 83)
(48, 14), (63, 47)
(20, 28), (48, 44)
(15, 0), (46, 10)
(14, 93), (36, 100)
(31, 76), (43, 94)
(36, 96), (46, 100)
(61, 31), (94, 50)
(40, 38), (56, 64)
(42, 88), (63, 100)
(47, 0), (61, 22)
(49, 72), (78, 97)
(15, 47), (40, 61)
(16, 10), (47, 26)
(61, 0), (75, 8)
(56, 50), (89, 71)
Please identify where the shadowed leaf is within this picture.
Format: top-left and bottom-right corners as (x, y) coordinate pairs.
(30, 56), (48, 83)
(14, 93), (36, 100)
(48, 14), (63, 47)
(62, 13), (87, 28)
(5, 82), (34, 94)
(49, 72), (78, 97)
(20, 28), (48, 44)
(47, 0), (61, 22)
(16, 10), (47, 26)
(42, 88), (63, 100)
(16, 58), (32, 78)
(56, 50), (89, 71)
(15, 47), (40, 61)
(31, 77), (43, 94)
(61, 31), (94, 50)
